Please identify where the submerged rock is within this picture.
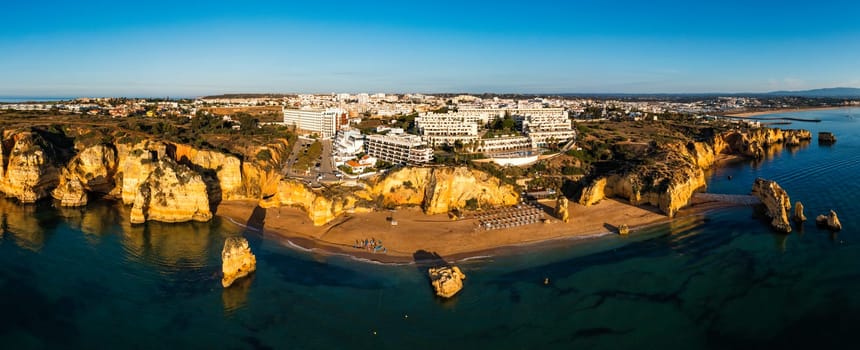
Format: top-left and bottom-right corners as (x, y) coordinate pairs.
(819, 132), (837, 144)
(428, 266), (466, 298)
(816, 210), (842, 231)
(793, 201), (807, 223)
(221, 237), (257, 288)
(751, 178), (792, 233)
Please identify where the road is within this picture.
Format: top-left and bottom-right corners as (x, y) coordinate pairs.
(282, 137), (338, 184)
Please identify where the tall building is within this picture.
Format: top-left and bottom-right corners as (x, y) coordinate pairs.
(283, 107), (346, 139)
(366, 133), (433, 165)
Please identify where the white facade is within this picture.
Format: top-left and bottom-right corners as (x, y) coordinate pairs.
(477, 135), (532, 153)
(366, 134), (433, 165)
(332, 129), (366, 166)
(527, 130), (577, 148)
(519, 111), (576, 148)
(283, 107), (345, 139)
(414, 111), (489, 146)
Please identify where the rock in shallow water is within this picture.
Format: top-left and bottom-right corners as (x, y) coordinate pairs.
(793, 201), (807, 223)
(222, 237), (257, 288)
(815, 210), (842, 231)
(428, 266), (465, 298)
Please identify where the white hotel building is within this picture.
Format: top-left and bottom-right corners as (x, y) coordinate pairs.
(365, 133), (433, 165)
(522, 114), (577, 148)
(416, 108), (575, 150)
(414, 111), (494, 147)
(283, 107), (346, 139)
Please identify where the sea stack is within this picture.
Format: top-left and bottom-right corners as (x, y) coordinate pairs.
(222, 237), (257, 288)
(428, 266), (466, 298)
(556, 196), (570, 223)
(815, 210), (842, 231)
(793, 201), (807, 223)
(751, 178), (792, 233)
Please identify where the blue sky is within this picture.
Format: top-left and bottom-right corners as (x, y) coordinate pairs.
(2, 0), (859, 96)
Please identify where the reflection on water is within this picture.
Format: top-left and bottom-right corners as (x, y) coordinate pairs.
(0, 198), (44, 251)
(222, 273), (253, 314)
(120, 219), (216, 271)
(56, 204), (125, 246)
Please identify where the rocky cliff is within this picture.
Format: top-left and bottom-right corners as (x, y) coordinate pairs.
(578, 143), (707, 217)
(52, 144), (118, 206)
(0, 132), (62, 203)
(579, 128), (811, 217)
(263, 166), (519, 226)
(751, 178), (792, 233)
(428, 266), (466, 298)
(369, 167), (519, 215)
(221, 236), (257, 288)
(129, 157), (213, 224)
(268, 179), (359, 226)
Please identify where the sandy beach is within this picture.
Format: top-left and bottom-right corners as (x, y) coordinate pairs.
(725, 106), (843, 117)
(216, 194), (736, 264)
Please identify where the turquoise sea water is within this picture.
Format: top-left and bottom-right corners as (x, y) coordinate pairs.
(1, 108), (859, 349)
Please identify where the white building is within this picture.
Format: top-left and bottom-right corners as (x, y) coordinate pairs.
(414, 111), (493, 147)
(283, 107), (346, 139)
(520, 111), (576, 148)
(366, 133), (433, 165)
(477, 135), (532, 153)
(332, 129), (366, 166)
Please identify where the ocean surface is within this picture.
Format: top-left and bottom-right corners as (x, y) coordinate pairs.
(1, 108), (859, 349)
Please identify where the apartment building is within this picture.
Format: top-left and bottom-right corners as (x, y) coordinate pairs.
(414, 111), (493, 146)
(365, 133), (433, 165)
(283, 107), (347, 139)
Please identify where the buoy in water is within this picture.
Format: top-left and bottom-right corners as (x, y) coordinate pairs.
(544, 278), (550, 285)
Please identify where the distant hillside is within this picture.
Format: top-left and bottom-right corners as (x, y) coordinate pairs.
(767, 87), (860, 98)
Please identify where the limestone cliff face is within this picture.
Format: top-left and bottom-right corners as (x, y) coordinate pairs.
(715, 129), (811, 159)
(423, 167), (519, 214)
(272, 180), (357, 226)
(129, 157), (212, 224)
(268, 167), (519, 226)
(52, 144), (118, 206)
(115, 140), (159, 205)
(579, 128), (811, 218)
(222, 236), (256, 288)
(371, 167), (432, 207)
(751, 178), (792, 233)
(579, 143), (706, 217)
(170, 143), (244, 200)
(371, 167), (519, 215)
(0, 132), (61, 203)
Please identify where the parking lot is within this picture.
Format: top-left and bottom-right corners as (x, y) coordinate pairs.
(283, 137), (338, 184)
